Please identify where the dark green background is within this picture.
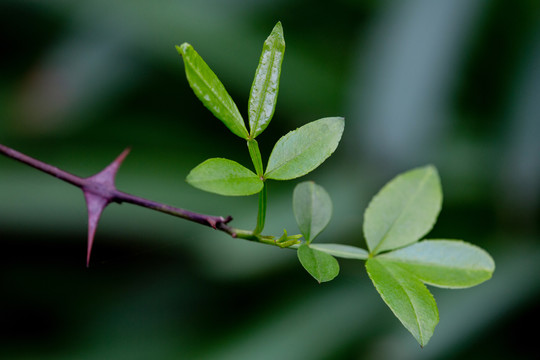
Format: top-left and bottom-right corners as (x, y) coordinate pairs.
(1, 1), (539, 359)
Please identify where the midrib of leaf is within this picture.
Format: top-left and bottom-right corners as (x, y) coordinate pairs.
(301, 184), (316, 241)
(372, 170), (432, 254)
(308, 186), (317, 240)
(252, 46), (277, 136)
(195, 175), (257, 184)
(382, 262), (427, 345)
(384, 258), (491, 272)
(267, 137), (319, 177)
(188, 55), (242, 130)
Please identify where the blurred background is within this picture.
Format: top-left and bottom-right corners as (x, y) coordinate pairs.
(1, 0), (539, 359)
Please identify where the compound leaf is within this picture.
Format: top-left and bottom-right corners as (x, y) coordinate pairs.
(364, 165), (442, 255)
(366, 258), (438, 347)
(293, 181), (332, 243)
(298, 244), (339, 283)
(265, 117), (344, 180)
(186, 158), (263, 196)
(248, 22), (285, 138)
(378, 240), (495, 288)
(177, 43), (248, 139)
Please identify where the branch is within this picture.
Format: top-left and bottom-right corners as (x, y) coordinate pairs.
(0, 143), (252, 265)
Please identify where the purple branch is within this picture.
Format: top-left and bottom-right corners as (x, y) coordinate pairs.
(0, 144), (83, 187)
(0, 143), (235, 265)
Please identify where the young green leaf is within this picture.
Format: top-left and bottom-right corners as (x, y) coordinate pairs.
(248, 21), (285, 138)
(309, 243), (369, 260)
(378, 240), (495, 288)
(274, 229), (302, 248)
(265, 117), (344, 180)
(297, 244), (339, 283)
(366, 258), (439, 347)
(364, 165), (442, 255)
(186, 158), (263, 196)
(176, 43), (248, 139)
(293, 181), (332, 243)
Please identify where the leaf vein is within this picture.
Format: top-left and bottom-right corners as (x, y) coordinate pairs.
(372, 169), (433, 254)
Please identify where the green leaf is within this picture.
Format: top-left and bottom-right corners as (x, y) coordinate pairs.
(176, 43), (248, 139)
(364, 165), (442, 255)
(248, 21), (286, 138)
(186, 158), (263, 196)
(378, 240), (495, 288)
(309, 243), (369, 260)
(293, 181), (332, 243)
(297, 244), (339, 283)
(265, 117), (344, 180)
(366, 258), (438, 347)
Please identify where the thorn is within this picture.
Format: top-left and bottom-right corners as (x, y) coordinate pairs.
(87, 147), (131, 187)
(84, 192), (109, 267)
(83, 147), (130, 266)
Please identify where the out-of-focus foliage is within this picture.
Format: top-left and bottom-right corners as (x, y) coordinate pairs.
(1, 0), (539, 359)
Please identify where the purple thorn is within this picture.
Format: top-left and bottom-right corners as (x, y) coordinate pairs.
(83, 148), (130, 266)
(86, 147), (131, 187)
(84, 192), (109, 267)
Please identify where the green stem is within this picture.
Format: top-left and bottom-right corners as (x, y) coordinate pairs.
(231, 227), (301, 248)
(254, 183), (267, 234)
(231, 228), (274, 245)
(247, 139), (267, 235)
(247, 139), (264, 177)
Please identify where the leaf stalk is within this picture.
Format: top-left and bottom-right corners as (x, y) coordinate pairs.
(253, 183), (267, 234)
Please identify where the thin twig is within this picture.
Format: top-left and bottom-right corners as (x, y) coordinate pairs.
(0, 143), (83, 187)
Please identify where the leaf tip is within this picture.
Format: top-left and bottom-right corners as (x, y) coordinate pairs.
(418, 164), (440, 182)
(176, 43), (191, 56)
(274, 21), (283, 33)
